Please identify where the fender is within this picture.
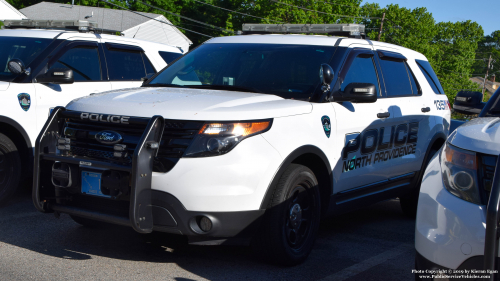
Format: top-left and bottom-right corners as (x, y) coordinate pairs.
(259, 145), (332, 210)
(0, 115), (33, 170)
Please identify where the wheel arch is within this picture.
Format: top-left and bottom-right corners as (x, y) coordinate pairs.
(260, 145), (332, 216)
(0, 116), (33, 173)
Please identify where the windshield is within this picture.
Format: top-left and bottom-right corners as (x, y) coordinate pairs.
(0, 37), (52, 82)
(148, 43), (335, 100)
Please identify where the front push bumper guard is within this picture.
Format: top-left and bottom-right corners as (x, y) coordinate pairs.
(32, 106), (165, 234)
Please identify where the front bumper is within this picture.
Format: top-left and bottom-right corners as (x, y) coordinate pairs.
(415, 153), (487, 270)
(32, 108), (268, 241)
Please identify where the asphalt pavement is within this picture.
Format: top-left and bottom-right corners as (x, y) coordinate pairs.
(0, 192), (416, 281)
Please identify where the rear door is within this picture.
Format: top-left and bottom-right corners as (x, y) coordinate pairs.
(373, 47), (432, 178)
(102, 42), (156, 90)
(332, 45), (401, 193)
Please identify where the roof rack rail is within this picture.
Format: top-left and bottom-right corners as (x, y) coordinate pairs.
(2, 19), (121, 35)
(240, 23), (366, 39)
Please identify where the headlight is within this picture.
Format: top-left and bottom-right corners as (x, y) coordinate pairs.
(441, 142), (482, 205)
(184, 120), (272, 157)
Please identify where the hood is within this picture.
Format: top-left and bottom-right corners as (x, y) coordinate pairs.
(448, 117), (500, 155)
(66, 87), (312, 120)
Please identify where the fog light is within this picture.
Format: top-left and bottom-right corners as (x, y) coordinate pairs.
(454, 171), (473, 190)
(52, 162), (72, 187)
(199, 216), (212, 232)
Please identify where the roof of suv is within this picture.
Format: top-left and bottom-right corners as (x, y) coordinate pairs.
(0, 28), (182, 52)
(207, 34), (426, 60)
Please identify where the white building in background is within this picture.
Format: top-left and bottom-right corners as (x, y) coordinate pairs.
(19, 2), (192, 51)
(0, 0), (27, 21)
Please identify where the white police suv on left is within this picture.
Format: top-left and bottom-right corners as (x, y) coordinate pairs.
(0, 20), (184, 205)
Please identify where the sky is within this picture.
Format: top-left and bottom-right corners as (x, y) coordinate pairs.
(365, 0), (499, 36)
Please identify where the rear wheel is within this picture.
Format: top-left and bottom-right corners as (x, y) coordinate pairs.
(400, 148), (439, 218)
(252, 164), (321, 266)
(0, 133), (21, 207)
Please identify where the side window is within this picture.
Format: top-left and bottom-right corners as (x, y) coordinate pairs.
(159, 51), (182, 64)
(379, 58), (413, 97)
(106, 49), (146, 81)
(416, 60), (444, 94)
(49, 46), (101, 81)
(341, 55), (380, 95)
(142, 53), (156, 75)
(407, 65), (421, 95)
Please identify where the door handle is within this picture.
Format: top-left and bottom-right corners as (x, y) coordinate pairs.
(377, 112), (390, 118)
(421, 107), (431, 113)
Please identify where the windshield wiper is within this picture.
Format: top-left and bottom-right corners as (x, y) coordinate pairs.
(143, 83), (185, 88)
(183, 84), (265, 94)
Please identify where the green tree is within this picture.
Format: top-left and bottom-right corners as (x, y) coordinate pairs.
(472, 30), (500, 85)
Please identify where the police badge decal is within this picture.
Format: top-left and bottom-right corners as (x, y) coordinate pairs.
(17, 93), (31, 112)
(321, 115), (331, 138)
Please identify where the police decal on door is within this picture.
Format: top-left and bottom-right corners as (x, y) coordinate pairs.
(342, 122), (419, 172)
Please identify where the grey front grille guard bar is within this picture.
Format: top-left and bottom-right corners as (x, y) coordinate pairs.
(484, 156), (500, 280)
(32, 106), (165, 234)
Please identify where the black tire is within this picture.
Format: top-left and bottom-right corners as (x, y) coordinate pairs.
(0, 133), (21, 207)
(252, 164), (321, 266)
(400, 149), (439, 218)
(70, 215), (109, 228)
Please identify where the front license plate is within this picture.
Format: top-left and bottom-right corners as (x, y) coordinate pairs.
(81, 171), (109, 198)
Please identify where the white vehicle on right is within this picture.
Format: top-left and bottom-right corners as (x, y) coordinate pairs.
(415, 88), (500, 280)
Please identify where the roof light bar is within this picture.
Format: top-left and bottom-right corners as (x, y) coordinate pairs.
(2, 19), (120, 34)
(241, 23), (366, 38)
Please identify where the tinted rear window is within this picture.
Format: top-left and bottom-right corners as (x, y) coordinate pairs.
(379, 59), (413, 97)
(107, 49), (147, 81)
(416, 59), (444, 95)
(159, 51), (182, 64)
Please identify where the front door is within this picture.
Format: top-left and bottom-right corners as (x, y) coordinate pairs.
(35, 40), (111, 130)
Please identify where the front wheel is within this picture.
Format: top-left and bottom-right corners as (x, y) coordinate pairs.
(252, 164), (321, 266)
(0, 133), (21, 207)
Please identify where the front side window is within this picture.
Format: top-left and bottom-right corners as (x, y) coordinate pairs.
(107, 49), (147, 81)
(341, 55), (380, 95)
(0, 37), (52, 82)
(379, 59), (414, 97)
(49, 46), (101, 81)
(148, 43), (336, 101)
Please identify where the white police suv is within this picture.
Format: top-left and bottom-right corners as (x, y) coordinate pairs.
(415, 88), (500, 280)
(33, 24), (450, 265)
(0, 20), (184, 205)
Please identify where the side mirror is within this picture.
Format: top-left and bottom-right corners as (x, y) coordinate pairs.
(453, 91), (484, 115)
(36, 68), (74, 84)
(8, 58), (30, 75)
(336, 83), (377, 103)
(320, 64), (334, 93)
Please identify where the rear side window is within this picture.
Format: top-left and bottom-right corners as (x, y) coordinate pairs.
(379, 59), (414, 97)
(50, 46), (101, 81)
(106, 49), (147, 81)
(416, 60), (444, 94)
(159, 51), (182, 64)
